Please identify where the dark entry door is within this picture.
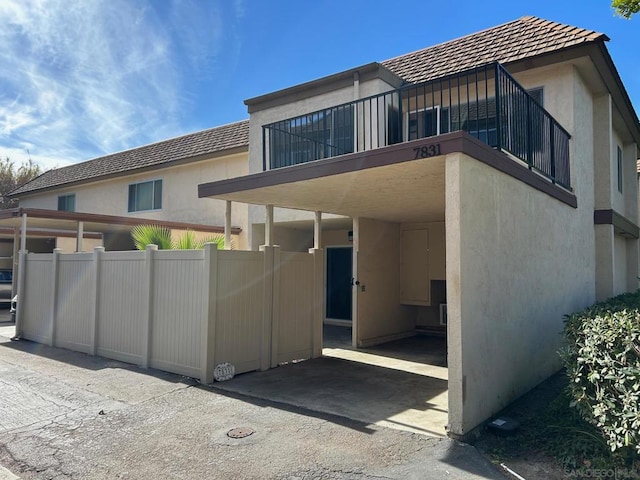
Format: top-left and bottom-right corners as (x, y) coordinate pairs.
(326, 247), (353, 321)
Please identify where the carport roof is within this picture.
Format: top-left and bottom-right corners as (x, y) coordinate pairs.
(0, 207), (241, 238)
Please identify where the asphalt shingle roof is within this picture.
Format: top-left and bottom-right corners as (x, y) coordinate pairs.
(11, 120), (249, 196)
(381, 16), (607, 83)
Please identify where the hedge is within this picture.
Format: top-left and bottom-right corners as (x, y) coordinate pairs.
(562, 291), (640, 454)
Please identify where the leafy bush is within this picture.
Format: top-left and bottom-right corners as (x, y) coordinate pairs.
(561, 291), (640, 456)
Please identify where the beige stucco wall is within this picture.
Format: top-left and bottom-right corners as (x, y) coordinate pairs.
(446, 65), (609, 435)
(354, 217), (414, 346)
(445, 148), (596, 436)
(18, 153), (250, 250)
(321, 229), (353, 248)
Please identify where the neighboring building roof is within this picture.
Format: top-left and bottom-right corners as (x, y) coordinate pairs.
(11, 120), (249, 197)
(381, 16), (608, 84)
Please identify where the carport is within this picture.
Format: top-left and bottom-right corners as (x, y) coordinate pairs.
(198, 134), (455, 436)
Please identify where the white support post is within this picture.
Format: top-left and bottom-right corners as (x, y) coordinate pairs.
(314, 211), (322, 250)
(20, 213), (27, 252)
(76, 221), (84, 252)
(201, 242), (219, 383)
(49, 248), (62, 347)
(11, 228), (19, 298)
(265, 205), (274, 246)
(90, 246), (105, 356)
(225, 201), (232, 250)
(142, 244), (158, 368)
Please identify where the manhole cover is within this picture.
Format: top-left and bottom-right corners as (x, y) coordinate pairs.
(227, 427), (254, 439)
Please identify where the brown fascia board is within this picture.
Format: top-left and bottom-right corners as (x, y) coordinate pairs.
(506, 42), (640, 148)
(594, 209), (640, 238)
(244, 63), (405, 113)
(9, 145), (248, 199)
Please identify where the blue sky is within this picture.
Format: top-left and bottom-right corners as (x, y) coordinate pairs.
(0, 0), (638, 170)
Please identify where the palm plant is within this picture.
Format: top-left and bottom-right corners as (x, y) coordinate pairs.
(131, 225), (232, 250)
(131, 224), (172, 250)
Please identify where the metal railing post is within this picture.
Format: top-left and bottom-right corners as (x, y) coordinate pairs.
(550, 121), (556, 184)
(494, 64), (502, 152)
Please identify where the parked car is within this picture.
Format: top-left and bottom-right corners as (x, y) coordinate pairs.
(0, 269), (12, 307)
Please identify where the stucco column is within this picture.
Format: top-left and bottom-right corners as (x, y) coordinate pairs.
(593, 94), (613, 209)
(595, 224), (615, 301)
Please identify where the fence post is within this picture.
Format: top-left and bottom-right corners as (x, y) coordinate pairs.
(14, 250), (27, 339)
(48, 248), (62, 347)
(142, 244), (157, 369)
(309, 248), (325, 358)
(90, 246), (104, 356)
(270, 246), (283, 368)
(259, 245), (274, 370)
(201, 243), (218, 384)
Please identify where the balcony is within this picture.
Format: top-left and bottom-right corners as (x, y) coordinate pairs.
(262, 63), (571, 189)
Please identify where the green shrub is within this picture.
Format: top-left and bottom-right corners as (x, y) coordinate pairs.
(561, 291), (640, 456)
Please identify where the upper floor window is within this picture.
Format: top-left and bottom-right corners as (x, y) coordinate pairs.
(58, 194), (76, 212)
(128, 179), (162, 212)
(617, 146), (623, 193)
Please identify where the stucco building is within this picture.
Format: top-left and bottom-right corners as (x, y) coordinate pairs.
(9, 16), (640, 436)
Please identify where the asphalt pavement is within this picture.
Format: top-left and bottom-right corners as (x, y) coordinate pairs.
(0, 320), (505, 480)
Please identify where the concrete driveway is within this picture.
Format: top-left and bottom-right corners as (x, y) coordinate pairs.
(0, 322), (504, 480)
(216, 326), (449, 436)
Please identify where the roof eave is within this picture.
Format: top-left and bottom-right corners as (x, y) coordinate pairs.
(244, 63), (405, 113)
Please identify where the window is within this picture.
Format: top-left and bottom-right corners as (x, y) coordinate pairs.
(128, 179), (162, 212)
(58, 194), (76, 212)
(617, 146), (623, 193)
(406, 106), (450, 141)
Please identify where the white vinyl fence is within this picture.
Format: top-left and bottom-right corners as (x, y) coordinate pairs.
(15, 244), (324, 383)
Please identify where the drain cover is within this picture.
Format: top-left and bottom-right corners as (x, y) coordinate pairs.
(227, 427), (254, 439)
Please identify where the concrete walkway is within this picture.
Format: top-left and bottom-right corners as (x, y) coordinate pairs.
(0, 323), (505, 480)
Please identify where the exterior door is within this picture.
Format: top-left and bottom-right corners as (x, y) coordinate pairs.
(326, 247), (353, 321)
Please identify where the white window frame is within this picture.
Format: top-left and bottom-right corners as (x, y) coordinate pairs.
(405, 105), (442, 142)
(128, 178), (163, 213)
(57, 193), (76, 212)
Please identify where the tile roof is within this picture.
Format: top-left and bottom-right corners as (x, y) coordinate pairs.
(11, 120), (249, 196)
(381, 16), (607, 83)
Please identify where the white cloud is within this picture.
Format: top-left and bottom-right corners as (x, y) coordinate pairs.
(0, 0), (237, 171)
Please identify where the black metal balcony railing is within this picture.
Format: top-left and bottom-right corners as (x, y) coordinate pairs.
(263, 63), (571, 189)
